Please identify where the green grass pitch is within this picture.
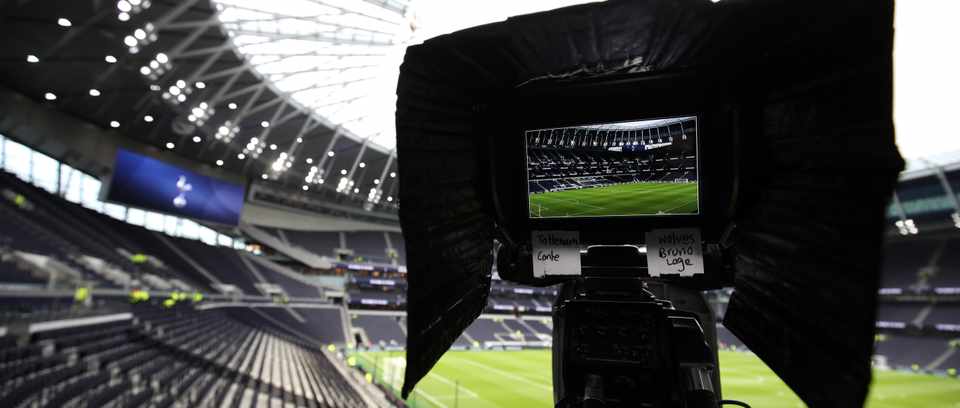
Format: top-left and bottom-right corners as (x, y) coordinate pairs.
(355, 350), (960, 408)
(529, 182), (698, 218)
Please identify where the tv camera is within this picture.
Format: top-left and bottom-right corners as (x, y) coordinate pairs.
(394, 1), (901, 407)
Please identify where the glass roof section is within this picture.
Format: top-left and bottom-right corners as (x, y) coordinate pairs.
(215, 0), (416, 151)
(215, 0), (600, 151)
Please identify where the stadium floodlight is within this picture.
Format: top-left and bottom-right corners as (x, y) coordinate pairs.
(57, 18), (72, 27)
(389, 171), (396, 178)
(340, 169), (347, 175)
(302, 185), (309, 191)
(328, 151), (335, 157)
(192, 136), (202, 143)
(895, 219), (919, 235)
(143, 115), (154, 123)
(142, 53), (172, 81)
(163, 80), (194, 105)
(242, 138), (266, 159)
(165, 142), (175, 149)
(306, 158), (313, 164)
(261, 121), (270, 128)
(88, 89), (101, 96)
(216, 159), (224, 166)
(43, 92), (56, 101)
(125, 23), (157, 53)
(118, 12), (130, 21)
(359, 162), (366, 168)
(270, 152), (294, 174)
(188, 102), (214, 126)
(367, 187), (383, 203)
(26, 54), (39, 63)
(109, 120), (120, 128)
(228, 102), (238, 110)
(215, 122), (239, 143)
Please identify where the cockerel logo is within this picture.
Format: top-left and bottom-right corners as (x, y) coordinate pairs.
(173, 175), (192, 208)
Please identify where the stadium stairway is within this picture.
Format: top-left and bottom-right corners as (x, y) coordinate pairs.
(243, 253), (326, 299)
(240, 225), (333, 270)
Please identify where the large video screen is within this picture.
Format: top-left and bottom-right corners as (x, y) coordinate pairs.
(526, 116), (698, 218)
(105, 149), (246, 225)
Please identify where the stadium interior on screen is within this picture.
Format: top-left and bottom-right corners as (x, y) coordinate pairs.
(526, 116), (699, 218)
(105, 149), (246, 225)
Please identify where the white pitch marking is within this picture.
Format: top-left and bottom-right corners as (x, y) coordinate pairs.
(413, 388), (449, 408)
(428, 372), (479, 398)
(660, 197), (698, 213)
(456, 358), (553, 391)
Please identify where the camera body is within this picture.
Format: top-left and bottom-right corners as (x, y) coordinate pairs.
(551, 265), (721, 407)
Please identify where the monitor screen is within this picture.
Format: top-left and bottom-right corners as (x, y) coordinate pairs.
(105, 149), (246, 225)
(526, 116), (698, 218)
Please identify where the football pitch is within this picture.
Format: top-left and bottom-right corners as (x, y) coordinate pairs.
(529, 182), (698, 217)
(354, 350), (960, 408)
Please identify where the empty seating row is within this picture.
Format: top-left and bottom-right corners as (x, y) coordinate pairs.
(350, 314), (553, 349)
(874, 334), (956, 370)
(271, 229), (407, 265)
(0, 306), (365, 407)
(0, 169), (322, 298)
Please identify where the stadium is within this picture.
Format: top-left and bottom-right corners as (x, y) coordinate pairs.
(0, 1), (957, 408)
(526, 117), (698, 218)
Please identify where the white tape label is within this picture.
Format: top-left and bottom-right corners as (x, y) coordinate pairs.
(531, 230), (582, 277)
(645, 228), (704, 277)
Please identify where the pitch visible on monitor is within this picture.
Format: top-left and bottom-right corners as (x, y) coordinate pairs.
(526, 116), (698, 218)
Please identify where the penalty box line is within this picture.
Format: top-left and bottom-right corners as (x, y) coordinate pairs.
(540, 192), (609, 211)
(455, 358), (553, 391)
(427, 372), (480, 398)
(413, 388), (451, 408)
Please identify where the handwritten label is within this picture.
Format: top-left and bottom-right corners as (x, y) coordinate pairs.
(645, 228), (704, 277)
(531, 231), (581, 277)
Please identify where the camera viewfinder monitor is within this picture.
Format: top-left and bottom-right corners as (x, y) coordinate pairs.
(525, 116), (698, 219)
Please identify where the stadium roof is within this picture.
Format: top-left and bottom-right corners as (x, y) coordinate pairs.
(0, 0), (401, 215)
(215, 0), (416, 152)
(576, 117), (694, 131)
(0, 0), (599, 218)
(900, 149), (960, 182)
(2, 0), (952, 218)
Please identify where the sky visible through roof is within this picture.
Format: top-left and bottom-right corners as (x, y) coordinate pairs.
(216, 0), (960, 161)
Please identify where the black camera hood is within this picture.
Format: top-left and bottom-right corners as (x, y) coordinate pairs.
(395, 1), (902, 406)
